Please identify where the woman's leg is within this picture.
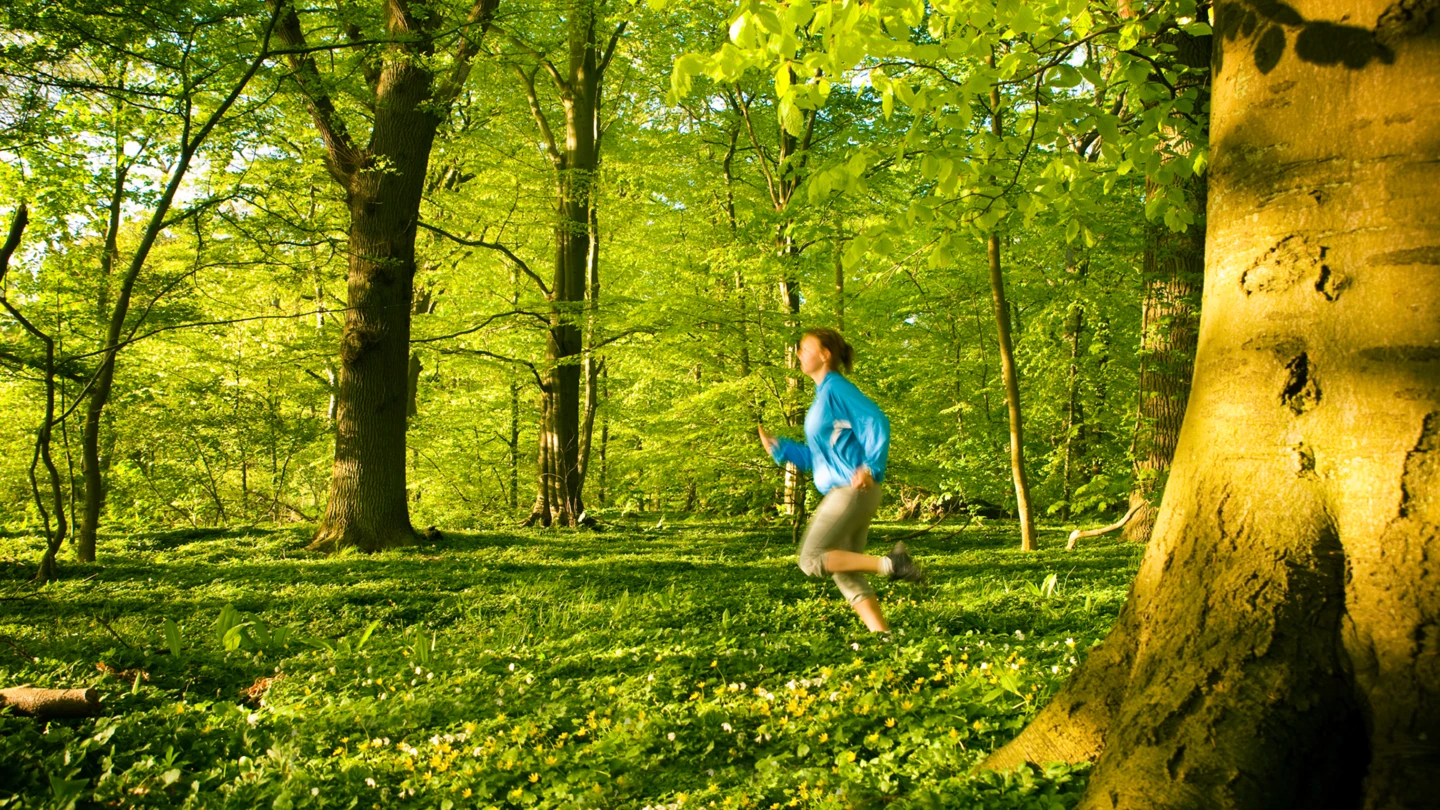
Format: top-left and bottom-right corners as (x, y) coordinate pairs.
(799, 487), (887, 631)
(852, 596), (889, 632)
(838, 486), (887, 630)
(824, 549), (883, 573)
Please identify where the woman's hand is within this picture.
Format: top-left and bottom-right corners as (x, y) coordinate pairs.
(757, 424), (779, 454)
(850, 465), (875, 490)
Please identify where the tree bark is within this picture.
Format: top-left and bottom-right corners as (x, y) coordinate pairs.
(1123, 24), (1210, 544)
(987, 75), (1036, 551)
(1124, 176), (1204, 543)
(0, 686), (100, 719)
(518, 4), (625, 527)
(986, 5), (1440, 807)
(276, 0), (500, 551)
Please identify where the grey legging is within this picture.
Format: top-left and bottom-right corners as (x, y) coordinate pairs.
(797, 484), (883, 604)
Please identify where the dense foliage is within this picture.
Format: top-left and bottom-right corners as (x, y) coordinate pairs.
(0, 0), (1212, 545)
(0, 520), (1143, 807)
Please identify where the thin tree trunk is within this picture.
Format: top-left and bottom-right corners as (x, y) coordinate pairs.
(1061, 305), (1084, 521)
(598, 364), (609, 506)
(988, 6), (1439, 806)
(508, 373), (520, 510)
(1124, 175), (1204, 543)
(987, 74), (1036, 550)
(1, 206), (69, 583)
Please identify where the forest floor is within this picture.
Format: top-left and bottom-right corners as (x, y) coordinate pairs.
(0, 517), (1143, 809)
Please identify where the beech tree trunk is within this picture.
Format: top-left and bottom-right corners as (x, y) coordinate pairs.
(1123, 24), (1210, 544)
(985, 4), (1439, 807)
(987, 74), (1036, 550)
(1124, 175), (1204, 543)
(519, 2), (625, 527)
(277, 0), (500, 551)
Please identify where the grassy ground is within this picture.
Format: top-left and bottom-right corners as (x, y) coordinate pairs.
(0, 517), (1143, 809)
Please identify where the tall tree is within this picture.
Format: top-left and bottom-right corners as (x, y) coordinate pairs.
(986, 3), (1439, 807)
(505, 0), (626, 527)
(270, 0), (500, 551)
(986, 55), (1037, 550)
(1123, 26), (1210, 543)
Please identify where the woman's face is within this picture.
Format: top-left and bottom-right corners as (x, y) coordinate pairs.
(797, 335), (831, 376)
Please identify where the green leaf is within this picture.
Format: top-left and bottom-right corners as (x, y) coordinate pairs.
(222, 622), (251, 652)
(49, 773), (88, 810)
(785, 0), (814, 29)
(355, 619), (381, 651)
(163, 618), (183, 657)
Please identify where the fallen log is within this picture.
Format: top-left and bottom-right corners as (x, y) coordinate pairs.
(0, 685), (102, 718)
(1065, 503), (1141, 550)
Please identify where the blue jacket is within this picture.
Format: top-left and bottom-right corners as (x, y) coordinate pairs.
(770, 372), (890, 495)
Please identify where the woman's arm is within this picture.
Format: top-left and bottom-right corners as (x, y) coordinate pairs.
(759, 423), (812, 470)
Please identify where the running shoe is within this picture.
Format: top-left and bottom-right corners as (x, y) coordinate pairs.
(885, 542), (925, 583)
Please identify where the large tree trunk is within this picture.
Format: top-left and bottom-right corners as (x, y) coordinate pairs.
(985, 4), (1440, 807)
(279, 0), (498, 551)
(311, 139), (432, 551)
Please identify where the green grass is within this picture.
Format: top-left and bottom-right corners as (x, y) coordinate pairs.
(0, 517), (1143, 809)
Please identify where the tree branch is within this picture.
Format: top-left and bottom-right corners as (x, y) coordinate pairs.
(598, 21), (628, 76)
(434, 0), (503, 108)
(269, 0), (363, 186)
(437, 346), (544, 389)
(411, 309), (551, 344)
(513, 64), (563, 167)
(415, 221), (552, 296)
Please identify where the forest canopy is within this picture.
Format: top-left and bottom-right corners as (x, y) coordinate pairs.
(0, 0), (1205, 552)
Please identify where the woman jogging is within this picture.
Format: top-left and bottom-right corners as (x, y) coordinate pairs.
(758, 327), (923, 633)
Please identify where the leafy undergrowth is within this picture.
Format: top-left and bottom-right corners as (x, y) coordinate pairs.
(0, 517), (1143, 809)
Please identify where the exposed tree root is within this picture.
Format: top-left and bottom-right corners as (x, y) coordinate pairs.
(1066, 503), (1141, 550)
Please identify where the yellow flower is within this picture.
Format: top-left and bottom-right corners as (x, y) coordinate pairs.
(546, 755), (557, 765)
(462, 788), (472, 798)
(818, 733), (828, 743)
(529, 772), (539, 783)
(884, 717), (896, 728)
(842, 750), (856, 762)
